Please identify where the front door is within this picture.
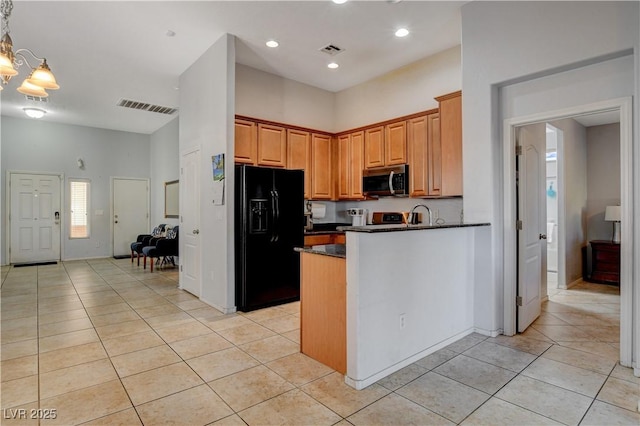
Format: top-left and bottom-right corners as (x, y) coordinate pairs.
(180, 148), (201, 296)
(10, 173), (61, 264)
(517, 124), (546, 332)
(112, 178), (149, 257)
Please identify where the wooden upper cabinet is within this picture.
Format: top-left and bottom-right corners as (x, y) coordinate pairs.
(337, 135), (351, 199)
(385, 120), (407, 166)
(364, 126), (385, 169)
(310, 133), (333, 200)
(350, 131), (364, 199)
(436, 91), (463, 196)
(287, 129), (312, 198)
(407, 115), (428, 197)
(337, 131), (364, 200)
(234, 119), (257, 165)
(257, 123), (287, 168)
(427, 113), (442, 196)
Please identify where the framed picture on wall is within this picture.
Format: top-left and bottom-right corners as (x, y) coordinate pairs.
(164, 180), (179, 218)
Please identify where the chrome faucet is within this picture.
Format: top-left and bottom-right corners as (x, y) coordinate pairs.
(408, 204), (433, 226)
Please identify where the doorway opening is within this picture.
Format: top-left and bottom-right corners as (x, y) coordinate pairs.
(503, 97), (633, 368)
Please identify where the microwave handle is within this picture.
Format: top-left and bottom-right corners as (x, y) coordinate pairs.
(388, 171), (395, 195)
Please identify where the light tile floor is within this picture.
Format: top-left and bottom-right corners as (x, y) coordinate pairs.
(1, 260), (638, 425)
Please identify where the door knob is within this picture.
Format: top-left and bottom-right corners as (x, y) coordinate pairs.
(539, 233), (547, 240)
(193, 229), (200, 235)
(115, 221), (118, 224)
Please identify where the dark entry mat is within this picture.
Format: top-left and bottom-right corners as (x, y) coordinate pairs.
(14, 261), (58, 267)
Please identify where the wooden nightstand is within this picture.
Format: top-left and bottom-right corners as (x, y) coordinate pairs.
(590, 240), (620, 285)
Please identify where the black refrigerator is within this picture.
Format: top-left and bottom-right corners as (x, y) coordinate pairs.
(235, 165), (304, 312)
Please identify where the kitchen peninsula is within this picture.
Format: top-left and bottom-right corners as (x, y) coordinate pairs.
(297, 222), (491, 390)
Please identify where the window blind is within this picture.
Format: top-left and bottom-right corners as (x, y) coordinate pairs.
(70, 181), (89, 238)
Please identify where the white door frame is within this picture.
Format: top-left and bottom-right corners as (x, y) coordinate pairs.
(109, 177), (150, 257)
(5, 171), (65, 264)
(503, 97), (634, 368)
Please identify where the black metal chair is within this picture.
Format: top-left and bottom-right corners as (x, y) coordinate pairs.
(142, 226), (179, 272)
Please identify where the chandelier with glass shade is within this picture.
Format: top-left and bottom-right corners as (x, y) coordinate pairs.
(0, 0), (59, 97)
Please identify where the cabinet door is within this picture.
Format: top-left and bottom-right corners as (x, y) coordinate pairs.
(234, 119), (257, 165)
(349, 131), (365, 199)
(364, 126), (385, 169)
(337, 134), (351, 199)
(407, 115), (428, 197)
(427, 113), (442, 196)
(287, 129), (312, 199)
(385, 120), (407, 166)
(257, 123), (287, 168)
(311, 134), (333, 200)
(437, 91), (462, 196)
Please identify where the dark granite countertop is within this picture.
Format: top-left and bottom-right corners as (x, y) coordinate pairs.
(336, 222), (491, 233)
(304, 222), (351, 235)
(294, 244), (346, 259)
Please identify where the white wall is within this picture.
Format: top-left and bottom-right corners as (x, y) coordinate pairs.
(235, 64), (335, 132)
(550, 118), (587, 286)
(335, 46), (461, 132)
(461, 0), (639, 334)
(345, 225), (490, 389)
(586, 123), (621, 241)
(0, 116), (150, 264)
(150, 117), (180, 228)
(179, 34), (236, 312)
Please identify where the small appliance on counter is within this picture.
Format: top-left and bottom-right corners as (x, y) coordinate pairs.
(371, 211), (421, 225)
(347, 208), (368, 226)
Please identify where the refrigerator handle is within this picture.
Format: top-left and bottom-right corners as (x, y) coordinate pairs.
(269, 190), (276, 242)
(274, 190), (280, 242)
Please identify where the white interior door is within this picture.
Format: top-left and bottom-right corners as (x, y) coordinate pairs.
(517, 125), (546, 332)
(10, 173), (61, 264)
(113, 178), (149, 257)
(180, 149), (201, 296)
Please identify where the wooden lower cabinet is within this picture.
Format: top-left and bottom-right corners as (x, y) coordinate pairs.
(304, 233), (345, 246)
(590, 240), (620, 285)
(300, 252), (346, 373)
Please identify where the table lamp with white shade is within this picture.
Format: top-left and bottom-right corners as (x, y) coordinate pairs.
(604, 205), (621, 243)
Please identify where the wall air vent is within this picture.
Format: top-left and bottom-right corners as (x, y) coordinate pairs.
(25, 95), (48, 102)
(319, 44), (345, 56)
(117, 98), (178, 115)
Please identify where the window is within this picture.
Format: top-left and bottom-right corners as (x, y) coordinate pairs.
(70, 180), (90, 238)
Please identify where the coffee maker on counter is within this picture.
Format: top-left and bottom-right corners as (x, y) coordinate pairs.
(347, 208), (368, 226)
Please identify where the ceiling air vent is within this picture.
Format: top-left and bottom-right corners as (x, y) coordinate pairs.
(117, 98), (178, 115)
(25, 95), (48, 103)
(319, 44), (345, 56)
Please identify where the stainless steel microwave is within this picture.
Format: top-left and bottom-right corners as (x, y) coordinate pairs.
(362, 164), (409, 197)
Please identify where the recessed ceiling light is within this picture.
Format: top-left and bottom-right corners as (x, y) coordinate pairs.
(23, 107), (46, 119)
(332, 0), (348, 4)
(266, 40), (279, 48)
(166, 30), (176, 37)
(395, 28), (410, 38)
(327, 62), (339, 69)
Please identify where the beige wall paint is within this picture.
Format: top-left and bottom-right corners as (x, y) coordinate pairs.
(334, 45), (461, 132)
(235, 64), (335, 132)
(586, 123), (621, 242)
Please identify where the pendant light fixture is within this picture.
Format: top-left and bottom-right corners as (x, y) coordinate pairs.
(0, 0), (59, 97)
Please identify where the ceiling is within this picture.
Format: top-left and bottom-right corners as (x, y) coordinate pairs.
(0, 1), (465, 134)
